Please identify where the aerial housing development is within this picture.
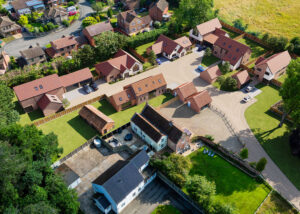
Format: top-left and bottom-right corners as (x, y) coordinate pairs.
(0, 0), (300, 214)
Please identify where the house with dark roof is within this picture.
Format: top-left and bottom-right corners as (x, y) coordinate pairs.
(0, 16), (21, 37)
(131, 104), (190, 152)
(44, 6), (68, 24)
(200, 65), (222, 84)
(46, 35), (78, 58)
(95, 49), (143, 83)
(0, 51), (11, 75)
(117, 10), (152, 35)
(79, 105), (115, 135)
(254, 51), (291, 82)
(109, 73), (167, 111)
(121, 0), (140, 10)
(55, 163), (81, 189)
(83, 21), (113, 47)
(149, 0), (170, 21)
(213, 35), (252, 70)
(147, 34), (192, 60)
(92, 149), (156, 214)
(10, 0), (45, 15)
(231, 70), (251, 89)
(20, 46), (46, 66)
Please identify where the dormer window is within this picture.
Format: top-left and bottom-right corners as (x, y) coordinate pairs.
(119, 97), (123, 101)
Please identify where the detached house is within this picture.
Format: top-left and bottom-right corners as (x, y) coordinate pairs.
(147, 34), (192, 59)
(83, 21), (113, 47)
(95, 49), (143, 82)
(117, 10), (152, 35)
(0, 16), (21, 37)
(254, 51), (291, 82)
(200, 65), (221, 84)
(20, 46), (46, 66)
(0, 51), (11, 75)
(92, 149), (156, 214)
(109, 73), (167, 111)
(44, 6), (68, 24)
(149, 0), (170, 22)
(46, 35), (78, 58)
(131, 104), (190, 153)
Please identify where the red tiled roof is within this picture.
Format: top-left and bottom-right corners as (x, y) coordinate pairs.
(13, 74), (63, 101)
(187, 90), (212, 112)
(196, 18), (222, 36)
(232, 70), (251, 85)
(110, 88), (134, 106)
(202, 65), (222, 80)
(176, 82), (197, 101)
(51, 36), (78, 50)
(174, 36), (192, 48)
(59, 68), (93, 88)
(84, 21), (113, 37)
(37, 94), (62, 110)
(203, 33), (219, 45)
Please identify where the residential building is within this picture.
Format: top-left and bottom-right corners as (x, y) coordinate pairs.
(231, 70), (251, 89)
(147, 34), (192, 59)
(213, 35), (252, 70)
(121, 0), (140, 10)
(189, 18), (229, 44)
(0, 51), (11, 75)
(149, 0), (170, 22)
(92, 149), (156, 214)
(13, 68), (93, 114)
(44, 6), (68, 24)
(79, 105), (115, 135)
(131, 104), (190, 152)
(0, 16), (21, 37)
(200, 65), (222, 84)
(83, 21), (113, 47)
(10, 0), (45, 15)
(95, 49), (143, 82)
(109, 73), (167, 111)
(117, 10), (152, 35)
(55, 163), (81, 189)
(20, 46), (46, 66)
(45, 35), (78, 58)
(254, 51), (291, 82)
(174, 82), (212, 113)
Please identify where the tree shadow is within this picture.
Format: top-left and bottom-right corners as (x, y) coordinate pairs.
(14, 100), (44, 122)
(67, 115), (98, 140)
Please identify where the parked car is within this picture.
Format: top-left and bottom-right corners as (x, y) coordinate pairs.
(156, 58), (162, 65)
(245, 86), (253, 92)
(69, 11), (77, 16)
(197, 45), (206, 52)
(242, 95), (251, 103)
(83, 84), (93, 94)
(67, 6), (76, 12)
(93, 138), (101, 148)
(197, 65), (206, 72)
(124, 133), (133, 141)
(139, 8), (146, 13)
(89, 81), (98, 91)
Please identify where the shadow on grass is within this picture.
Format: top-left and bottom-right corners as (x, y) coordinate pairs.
(201, 55), (220, 67)
(67, 115), (98, 140)
(14, 100), (44, 122)
(94, 99), (117, 116)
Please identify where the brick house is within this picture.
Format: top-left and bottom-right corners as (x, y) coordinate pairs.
(0, 51), (11, 75)
(231, 70), (251, 89)
(117, 10), (152, 35)
(20, 46), (47, 66)
(45, 35), (78, 58)
(83, 21), (113, 47)
(200, 65), (221, 84)
(147, 35), (192, 59)
(213, 35), (252, 70)
(149, 0), (169, 22)
(95, 49), (143, 82)
(254, 51), (291, 82)
(0, 16), (21, 37)
(44, 6), (68, 24)
(109, 73), (167, 111)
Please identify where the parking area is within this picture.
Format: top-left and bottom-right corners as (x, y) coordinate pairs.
(158, 100), (243, 153)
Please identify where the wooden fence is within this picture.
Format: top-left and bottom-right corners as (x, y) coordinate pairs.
(270, 79), (282, 87)
(34, 94), (106, 126)
(128, 47), (147, 63)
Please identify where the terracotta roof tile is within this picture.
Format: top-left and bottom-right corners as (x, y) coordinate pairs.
(51, 36), (78, 50)
(232, 70), (250, 86)
(187, 90), (212, 112)
(59, 68), (92, 88)
(175, 82), (197, 101)
(202, 65), (222, 80)
(196, 18), (222, 36)
(84, 21), (113, 37)
(255, 51), (291, 74)
(174, 36), (192, 48)
(110, 88), (134, 106)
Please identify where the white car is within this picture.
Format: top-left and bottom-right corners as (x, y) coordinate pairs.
(93, 138), (101, 148)
(242, 95), (251, 103)
(245, 86), (253, 92)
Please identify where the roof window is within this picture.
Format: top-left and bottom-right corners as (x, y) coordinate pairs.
(228, 45), (232, 48)
(145, 84), (148, 87)
(138, 87), (142, 91)
(39, 84), (43, 89)
(236, 48), (239, 52)
(34, 86), (38, 91)
(119, 97), (123, 101)
(158, 79), (161, 83)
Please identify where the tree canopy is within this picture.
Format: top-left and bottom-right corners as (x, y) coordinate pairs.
(82, 16), (98, 27)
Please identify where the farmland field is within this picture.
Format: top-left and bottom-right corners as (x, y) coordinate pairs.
(214, 0), (300, 39)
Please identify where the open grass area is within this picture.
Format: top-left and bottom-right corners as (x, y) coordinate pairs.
(151, 205), (181, 214)
(277, 73), (288, 83)
(186, 148), (270, 214)
(238, 37), (268, 61)
(257, 191), (298, 214)
(245, 84), (300, 190)
(135, 41), (155, 57)
(201, 55), (220, 67)
(38, 94), (173, 158)
(214, 0), (300, 39)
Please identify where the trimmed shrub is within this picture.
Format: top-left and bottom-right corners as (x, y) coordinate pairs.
(239, 148), (248, 159)
(67, 1), (75, 6)
(217, 76), (225, 85)
(153, 21), (161, 29)
(205, 135), (214, 142)
(62, 19), (70, 27)
(256, 158), (267, 172)
(221, 77), (237, 91)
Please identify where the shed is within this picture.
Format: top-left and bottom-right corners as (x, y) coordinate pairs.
(200, 65), (222, 84)
(231, 70), (251, 89)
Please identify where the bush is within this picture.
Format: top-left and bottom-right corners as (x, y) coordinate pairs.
(39, 26), (44, 33)
(107, 7), (113, 18)
(62, 98), (70, 108)
(233, 19), (248, 31)
(221, 77), (237, 91)
(46, 22), (55, 30)
(288, 37), (300, 55)
(82, 16), (97, 27)
(256, 157), (267, 172)
(250, 161), (256, 168)
(219, 61), (230, 74)
(148, 50), (157, 65)
(239, 148), (248, 159)
(204, 135), (214, 142)
(67, 1), (74, 6)
(153, 21), (161, 29)
(62, 19), (70, 27)
(217, 76), (225, 85)
(205, 48), (212, 57)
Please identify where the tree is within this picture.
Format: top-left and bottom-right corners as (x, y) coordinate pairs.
(239, 148), (248, 159)
(256, 157), (267, 172)
(219, 61), (230, 74)
(208, 200), (235, 214)
(221, 77), (237, 91)
(18, 15), (28, 26)
(289, 37), (300, 55)
(148, 50), (157, 65)
(204, 48), (212, 57)
(289, 128), (300, 157)
(23, 202), (58, 214)
(73, 45), (96, 68)
(233, 19), (248, 31)
(279, 58), (300, 127)
(92, 2), (104, 14)
(0, 82), (19, 126)
(107, 7), (113, 18)
(174, 0), (215, 29)
(153, 21), (161, 29)
(266, 36), (288, 52)
(82, 16), (98, 27)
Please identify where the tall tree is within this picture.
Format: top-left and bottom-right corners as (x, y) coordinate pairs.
(91, 2), (104, 14)
(279, 58), (300, 127)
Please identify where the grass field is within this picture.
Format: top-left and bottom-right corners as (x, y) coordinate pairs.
(214, 0), (300, 39)
(245, 84), (300, 190)
(38, 94), (173, 158)
(151, 205), (181, 214)
(201, 55), (220, 67)
(186, 148), (270, 214)
(135, 41), (155, 57)
(238, 37), (268, 61)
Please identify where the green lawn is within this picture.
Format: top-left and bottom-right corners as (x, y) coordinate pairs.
(212, 69), (239, 89)
(38, 94), (173, 158)
(245, 84), (300, 190)
(186, 148), (271, 214)
(277, 73), (287, 83)
(257, 191), (298, 214)
(151, 205), (181, 214)
(135, 41), (155, 57)
(238, 37), (268, 61)
(201, 55), (220, 67)
(2, 36), (15, 43)
(222, 27), (241, 39)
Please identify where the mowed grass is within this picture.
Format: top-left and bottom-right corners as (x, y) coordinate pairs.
(245, 84), (300, 190)
(135, 41), (155, 56)
(187, 148), (270, 214)
(238, 37), (268, 61)
(39, 94), (173, 158)
(151, 205), (181, 214)
(214, 0), (300, 39)
(201, 55), (220, 67)
(277, 73), (288, 83)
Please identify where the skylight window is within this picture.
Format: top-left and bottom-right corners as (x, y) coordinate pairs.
(127, 94), (131, 98)
(145, 84), (148, 87)
(138, 87), (142, 91)
(39, 84), (43, 89)
(34, 86), (38, 91)
(158, 79), (161, 83)
(119, 97), (123, 101)
(228, 45), (232, 48)
(236, 48), (240, 52)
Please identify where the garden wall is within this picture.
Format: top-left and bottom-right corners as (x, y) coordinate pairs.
(269, 100), (292, 122)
